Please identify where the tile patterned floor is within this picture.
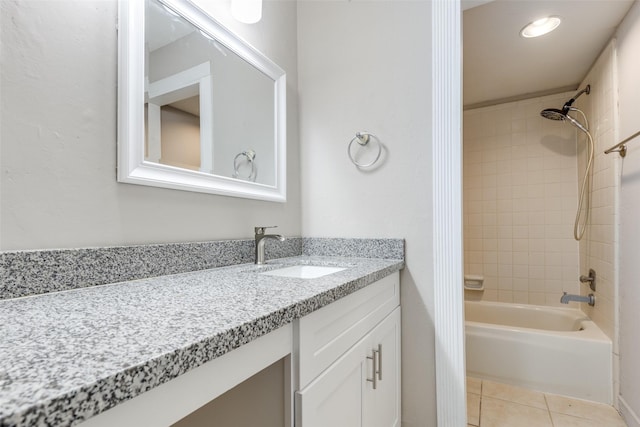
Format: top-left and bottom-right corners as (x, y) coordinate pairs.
(466, 377), (628, 427)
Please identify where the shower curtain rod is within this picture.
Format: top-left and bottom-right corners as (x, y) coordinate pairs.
(605, 129), (640, 157)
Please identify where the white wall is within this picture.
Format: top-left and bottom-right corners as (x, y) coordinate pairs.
(463, 93), (580, 306)
(615, 1), (640, 424)
(296, 1), (435, 425)
(173, 359), (285, 427)
(0, 0), (300, 250)
(159, 107), (201, 170)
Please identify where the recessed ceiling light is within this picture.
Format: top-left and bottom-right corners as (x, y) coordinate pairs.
(520, 16), (562, 38)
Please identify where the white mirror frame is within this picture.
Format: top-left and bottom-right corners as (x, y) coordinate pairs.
(117, 0), (287, 202)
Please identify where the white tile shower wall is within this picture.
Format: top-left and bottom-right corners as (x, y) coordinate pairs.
(463, 93), (581, 306)
(575, 41), (618, 343)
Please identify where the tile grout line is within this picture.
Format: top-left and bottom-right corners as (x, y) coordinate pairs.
(544, 394), (557, 427)
(469, 376), (626, 426)
(478, 379), (483, 427)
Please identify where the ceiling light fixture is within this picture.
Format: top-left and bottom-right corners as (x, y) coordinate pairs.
(520, 16), (562, 38)
(231, 0), (262, 24)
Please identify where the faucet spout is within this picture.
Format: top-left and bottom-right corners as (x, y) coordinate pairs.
(560, 292), (595, 306)
(254, 226), (285, 264)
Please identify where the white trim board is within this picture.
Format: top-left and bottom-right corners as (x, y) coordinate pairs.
(432, 0), (467, 426)
(620, 396), (640, 427)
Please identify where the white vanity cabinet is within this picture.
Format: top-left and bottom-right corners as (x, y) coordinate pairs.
(295, 272), (401, 427)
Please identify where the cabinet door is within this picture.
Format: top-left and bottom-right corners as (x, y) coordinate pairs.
(297, 307), (401, 427)
(295, 337), (367, 427)
(363, 307), (401, 427)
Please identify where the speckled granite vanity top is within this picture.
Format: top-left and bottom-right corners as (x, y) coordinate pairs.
(0, 255), (403, 427)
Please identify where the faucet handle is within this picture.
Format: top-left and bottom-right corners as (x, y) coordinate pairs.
(255, 226), (278, 235)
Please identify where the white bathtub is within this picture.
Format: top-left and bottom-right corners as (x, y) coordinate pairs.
(465, 300), (612, 404)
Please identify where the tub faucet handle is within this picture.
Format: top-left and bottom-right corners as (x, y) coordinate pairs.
(579, 268), (596, 291)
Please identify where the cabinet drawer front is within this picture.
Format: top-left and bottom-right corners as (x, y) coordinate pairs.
(298, 272), (399, 388)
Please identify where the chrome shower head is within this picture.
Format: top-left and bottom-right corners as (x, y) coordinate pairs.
(540, 107), (589, 133)
(540, 108), (567, 121)
(540, 85), (591, 134)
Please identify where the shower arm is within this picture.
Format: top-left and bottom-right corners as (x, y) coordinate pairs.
(563, 85), (591, 111)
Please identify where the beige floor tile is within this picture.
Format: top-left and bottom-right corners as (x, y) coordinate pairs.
(467, 392), (480, 426)
(480, 396), (553, 427)
(467, 376), (482, 395)
(550, 412), (627, 427)
(545, 394), (625, 425)
(482, 380), (547, 409)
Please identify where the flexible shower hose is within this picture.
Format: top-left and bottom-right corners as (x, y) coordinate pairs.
(572, 109), (594, 241)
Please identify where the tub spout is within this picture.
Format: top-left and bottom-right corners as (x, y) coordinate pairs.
(561, 292), (595, 306)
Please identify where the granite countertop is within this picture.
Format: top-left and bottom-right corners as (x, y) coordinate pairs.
(0, 255), (403, 427)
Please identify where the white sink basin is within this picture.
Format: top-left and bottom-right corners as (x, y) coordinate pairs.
(260, 265), (346, 279)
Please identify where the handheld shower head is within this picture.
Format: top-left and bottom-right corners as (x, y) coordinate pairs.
(563, 110), (589, 133)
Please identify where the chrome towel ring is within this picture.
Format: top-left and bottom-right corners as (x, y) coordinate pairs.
(348, 132), (381, 167)
(233, 149), (257, 181)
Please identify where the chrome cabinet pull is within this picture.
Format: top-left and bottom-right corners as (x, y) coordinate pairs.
(366, 348), (379, 389)
(377, 344), (382, 381)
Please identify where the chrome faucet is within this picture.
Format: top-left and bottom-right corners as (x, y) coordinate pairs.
(254, 226), (285, 265)
(560, 292), (595, 306)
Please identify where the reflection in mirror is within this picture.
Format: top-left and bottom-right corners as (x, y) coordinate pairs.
(146, 0), (275, 184)
(118, 0), (286, 201)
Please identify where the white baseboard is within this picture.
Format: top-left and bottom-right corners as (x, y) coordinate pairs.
(619, 396), (640, 427)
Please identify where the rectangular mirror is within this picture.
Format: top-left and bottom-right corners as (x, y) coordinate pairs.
(118, 0), (286, 201)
